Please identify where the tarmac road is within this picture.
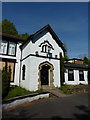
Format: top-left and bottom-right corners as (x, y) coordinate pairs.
(2, 93), (90, 120)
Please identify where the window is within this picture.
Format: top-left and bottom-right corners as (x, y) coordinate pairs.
(0, 40), (16, 56)
(87, 71), (88, 80)
(7, 62), (15, 82)
(68, 69), (74, 81)
(22, 65), (26, 80)
(79, 70), (84, 81)
(39, 40), (54, 53)
(55, 55), (57, 58)
(35, 51), (39, 55)
(42, 45), (47, 52)
(0, 40), (8, 54)
(48, 53), (52, 58)
(42, 45), (52, 53)
(8, 42), (16, 56)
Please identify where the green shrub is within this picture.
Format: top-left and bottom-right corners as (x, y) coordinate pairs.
(2, 63), (11, 98)
(59, 84), (72, 94)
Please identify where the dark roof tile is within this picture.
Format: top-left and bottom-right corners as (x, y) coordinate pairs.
(0, 33), (26, 42)
(20, 24), (66, 52)
(64, 63), (88, 70)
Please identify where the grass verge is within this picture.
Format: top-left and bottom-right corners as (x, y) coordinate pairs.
(3, 86), (44, 102)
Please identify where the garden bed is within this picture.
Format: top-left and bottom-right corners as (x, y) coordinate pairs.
(59, 84), (89, 94)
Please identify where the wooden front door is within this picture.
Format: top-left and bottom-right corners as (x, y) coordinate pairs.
(41, 65), (50, 85)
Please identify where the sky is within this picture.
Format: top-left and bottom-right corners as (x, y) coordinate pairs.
(2, 2), (88, 59)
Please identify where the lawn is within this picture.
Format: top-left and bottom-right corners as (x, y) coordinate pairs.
(3, 86), (44, 102)
(59, 84), (89, 94)
(3, 84), (89, 102)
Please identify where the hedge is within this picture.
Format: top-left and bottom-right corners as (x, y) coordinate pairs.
(2, 63), (11, 98)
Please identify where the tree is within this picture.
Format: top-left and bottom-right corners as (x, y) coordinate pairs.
(2, 19), (18, 35)
(1, 19), (30, 39)
(64, 55), (69, 61)
(18, 32), (30, 39)
(83, 56), (89, 64)
(63, 43), (69, 60)
(60, 56), (65, 85)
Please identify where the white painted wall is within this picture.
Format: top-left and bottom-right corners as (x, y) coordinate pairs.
(3, 93), (49, 110)
(20, 30), (64, 91)
(64, 69), (88, 85)
(0, 55), (16, 60)
(22, 30), (64, 60)
(20, 56), (31, 91)
(20, 55), (61, 91)
(12, 42), (22, 86)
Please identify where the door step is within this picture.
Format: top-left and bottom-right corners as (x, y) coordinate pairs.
(42, 85), (69, 97)
(47, 89), (68, 97)
(42, 85), (55, 90)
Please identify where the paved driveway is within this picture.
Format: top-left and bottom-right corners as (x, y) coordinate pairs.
(2, 93), (90, 120)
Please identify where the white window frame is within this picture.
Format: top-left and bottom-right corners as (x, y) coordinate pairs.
(8, 42), (16, 56)
(0, 40), (8, 54)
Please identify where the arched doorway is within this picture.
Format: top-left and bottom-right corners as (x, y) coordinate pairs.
(38, 61), (54, 89)
(41, 65), (50, 85)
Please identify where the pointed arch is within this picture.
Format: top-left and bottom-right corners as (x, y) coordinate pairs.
(38, 61), (54, 89)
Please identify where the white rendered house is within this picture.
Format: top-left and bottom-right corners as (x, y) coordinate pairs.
(0, 25), (88, 92)
(64, 63), (88, 85)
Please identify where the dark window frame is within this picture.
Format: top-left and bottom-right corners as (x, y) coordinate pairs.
(68, 69), (74, 81)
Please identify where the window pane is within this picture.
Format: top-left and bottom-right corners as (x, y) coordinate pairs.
(8, 42), (16, 55)
(48, 53), (52, 58)
(22, 65), (26, 80)
(42, 45), (50, 53)
(7, 62), (14, 82)
(0, 40), (8, 54)
(79, 71), (83, 74)
(79, 70), (84, 81)
(68, 69), (74, 81)
(68, 69), (73, 73)
(42, 45), (45, 52)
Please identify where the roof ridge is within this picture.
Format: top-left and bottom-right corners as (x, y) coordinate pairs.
(20, 24), (66, 52)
